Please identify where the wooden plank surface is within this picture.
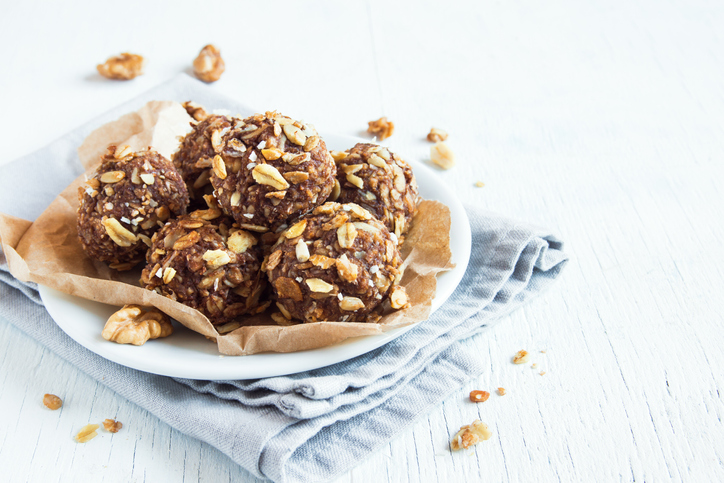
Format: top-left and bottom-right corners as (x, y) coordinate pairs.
(2, 0), (724, 481)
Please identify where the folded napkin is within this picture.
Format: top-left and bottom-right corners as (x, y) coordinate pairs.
(0, 74), (568, 482)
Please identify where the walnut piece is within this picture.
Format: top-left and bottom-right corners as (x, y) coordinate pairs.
(512, 349), (530, 364)
(102, 419), (123, 433)
(182, 101), (210, 122)
(43, 394), (63, 410)
(367, 117), (395, 140)
(450, 420), (492, 451)
(193, 44), (225, 83)
(430, 141), (455, 170)
(75, 424), (100, 443)
(101, 305), (173, 346)
(469, 390), (490, 403)
(427, 127), (448, 142)
(97, 53), (145, 80)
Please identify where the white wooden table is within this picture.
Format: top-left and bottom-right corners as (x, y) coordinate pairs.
(2, 0), (723, 481)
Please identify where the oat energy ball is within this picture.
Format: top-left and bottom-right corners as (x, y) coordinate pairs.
(210, 111), (337, 233)
(141, 212), (266, 326)
(332, 143), (419, 240)
(172, 113), (233, 205)
(77, 146), (189, 270)
(265, 202), (408, 323)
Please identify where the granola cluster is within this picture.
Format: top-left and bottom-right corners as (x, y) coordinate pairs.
(141, 211), (267, 326)
(77, 146), (189, 270)
(210, 111), (337, 232)
(331, 143), (419, 241)
(265, 202), (408, 323)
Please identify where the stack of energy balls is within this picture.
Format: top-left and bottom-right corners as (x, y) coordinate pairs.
(76, 103), (420, 328)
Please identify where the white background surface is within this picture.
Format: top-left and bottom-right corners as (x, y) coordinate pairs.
(1, 0), (723, 482)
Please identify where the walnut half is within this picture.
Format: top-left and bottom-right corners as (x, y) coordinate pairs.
(450, 420), (492, 451)
(193, 44), (225, 83)
(97, 53), (145, 80)
(101, 305), (173, 346)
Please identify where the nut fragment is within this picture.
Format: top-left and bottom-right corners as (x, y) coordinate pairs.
(427, 127), (448, 142)
(202, 249), (231, 270)
(282, 123), (307, 146)
(295, 239), (310, 262)
(100, 171), (125, 184)
(389, 285), (409, 309)
(512, 350), (530, 364)
(430, 141), (455, 170)
(497, 387), (506, 396)
(97, 53), (145, 80)
(469, 390), (490, 403)
(193, 44), (225, 83)
(102, 218), (138, 247)
(212, 155), (227, 180)
(335, 253), (359, 282)
(450, 420), (492, 451)
(75, 424), (100, 443)
(101, 305), (173, 346)
(102, 419), (123, 433)
(306, 278), (334, 293)
(252, 164), (290, 190)
(337, 223), (357, 248)
(227, 230), (257, 254)
(43, 394), (63, 410)
(261, 148), (283, 160)
(367, 117), (394, 140)
(339, 296), (365, 311)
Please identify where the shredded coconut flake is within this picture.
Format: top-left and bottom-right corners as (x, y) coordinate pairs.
(247, 162), (257, 170)
(257, 140), (266, 149)
(249, 151), (258, 162)
(155, 268), (163, 278)
(120, 216), (131, 224)
(370, 265), (379, 274)
(243, 213), (254, 219)
(295, 277), (303, 283)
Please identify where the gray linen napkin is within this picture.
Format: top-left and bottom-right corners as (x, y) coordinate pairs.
(0, 74), (568, 483)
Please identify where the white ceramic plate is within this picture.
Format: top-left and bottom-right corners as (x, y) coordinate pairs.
(38, 133), (471, 379)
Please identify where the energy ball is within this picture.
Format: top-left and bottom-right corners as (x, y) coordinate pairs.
(77, 146), (189, 270)
(210, 111), (336, 233)
(141, 211), (267, 326)
(332, 143), (419, 241)
(172, 113), (233, 206)
(265, 202), (408, 323)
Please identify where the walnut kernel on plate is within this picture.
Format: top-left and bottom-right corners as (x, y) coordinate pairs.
(103, 419), (123, 433)
(102, 305), (174, 345)
(193, 44), (225, 83)
(97, 53), (145, 80)
(427, 127), (448, 143)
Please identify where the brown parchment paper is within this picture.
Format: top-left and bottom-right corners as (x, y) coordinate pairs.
(0, 101), (453, 355)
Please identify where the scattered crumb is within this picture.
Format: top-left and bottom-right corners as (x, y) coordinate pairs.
(540, 350), (547, 353)
(469, 390), (490, 403)
(193, 44), (225, 83)
(43, 393), (63, 410)
(497, 387), (506, 396)
(450, 420), (492, 451)
(474, 181), (485, 187)
(512, 350), (530, 364)
(367, 117), (394, 140)
(75, 424), (100, 443)
(539, 371), (546, 376)
(96, 53), (145, 80)
(103, 419), (123, 433)
(531, 363), (538, 369)
(427, 127), (448, 142)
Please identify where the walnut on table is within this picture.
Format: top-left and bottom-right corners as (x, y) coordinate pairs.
(427, 127), (448, 142)
(103, 419), (123, 433)
(367, 117), (394, 140)
(97, 53), (145, 80)
(101, 305), (173, 346)
(193, 44), (225, 83)
(513, 350), (530, 364)
(469, 390), (490, 403)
